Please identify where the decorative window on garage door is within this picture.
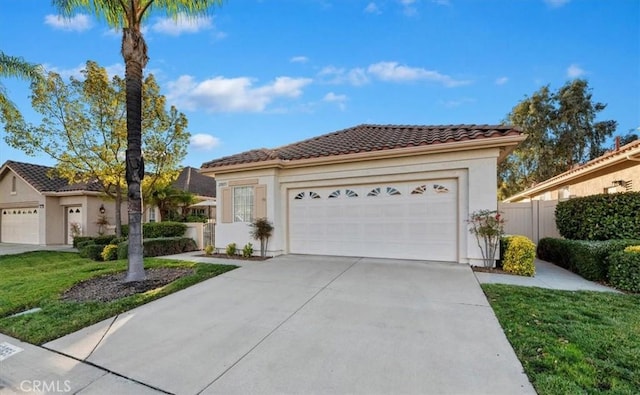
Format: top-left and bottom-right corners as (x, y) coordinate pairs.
(367, 186), (401, 197)
(294, 191), (321, 200)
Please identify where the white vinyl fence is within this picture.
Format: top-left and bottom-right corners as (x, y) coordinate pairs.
(498, 200), (561, 243)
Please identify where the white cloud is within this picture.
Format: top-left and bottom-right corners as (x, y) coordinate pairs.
(43, 63), (125, 80)
(367, 61), (471, 87)
(323, 92), (348, 110)
(495, 76), (509, 85)
(44, 14), (92, 32)
(440, 97), (476, 108)
(567, 64), (586, 78)
(318, 66), (369, 86)
(189, 134), (220, 151)
(364, 2), (382, 14)
(151, 13), (213, 36)
(290, 56), (309, 63)
(399, 0), (418, 16)
(544, 0), (570, 8)
(167, 75), (313, 113)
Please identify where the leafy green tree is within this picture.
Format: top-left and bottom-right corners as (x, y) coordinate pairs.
(499, 79), (617, 199)
(0, 52), (42, 125)
(148, 185), (196, 222)
(52, 0), (223, 282)
(3, 61), (189, 238)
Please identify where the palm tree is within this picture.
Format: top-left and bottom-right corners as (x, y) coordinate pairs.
(53, 0), (223, 282)
(0, 52), (42, 124)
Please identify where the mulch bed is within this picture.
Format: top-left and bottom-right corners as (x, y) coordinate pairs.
(61, 267), (195, 303)
(471, 266), (518, 276)
(197, 253), (270, 261)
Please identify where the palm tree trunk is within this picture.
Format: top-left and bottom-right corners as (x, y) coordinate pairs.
(122, 27), (148, 282)
(115, 184), (122, 237)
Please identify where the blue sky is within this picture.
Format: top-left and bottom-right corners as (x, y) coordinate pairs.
(1, 0), (639, 169)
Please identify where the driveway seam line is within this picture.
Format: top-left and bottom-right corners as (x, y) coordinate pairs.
(196, 257), (363, 394)
(40, 345), (174, 394)
(85, 315), (119, 361)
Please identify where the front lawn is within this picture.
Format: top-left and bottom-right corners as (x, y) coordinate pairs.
(483, 284), (640, 394)
(0, 251), (236, 344)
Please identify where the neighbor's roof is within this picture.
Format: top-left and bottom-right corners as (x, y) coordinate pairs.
(202, 124), (522, 169)
(172, 167), (216, 198)
(1, 160), (103, 193)
(503, 139), (640, 202)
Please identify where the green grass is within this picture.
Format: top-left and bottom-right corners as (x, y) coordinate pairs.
(483, 284), (640, 394)
(0, 251), (236, 344)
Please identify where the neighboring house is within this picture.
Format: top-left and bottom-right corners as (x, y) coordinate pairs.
(0, 160), (125, 245)
(503, 139), (640, 203)
(200, 124), (525, 265)
(144, 167), (217, 223)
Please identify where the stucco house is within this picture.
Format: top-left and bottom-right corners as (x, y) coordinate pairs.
(200, 124), (525, 266)
(0, 160), (124, 245)
(503, 139), (640, 203)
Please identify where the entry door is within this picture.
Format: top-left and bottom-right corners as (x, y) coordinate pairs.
(67, 207), (82, 244)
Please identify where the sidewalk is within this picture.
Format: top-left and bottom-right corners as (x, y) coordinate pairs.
(0, 333), (164, 394)
(474, 258), (620, 292)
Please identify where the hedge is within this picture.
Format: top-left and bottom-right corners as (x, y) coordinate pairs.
(501, 235), (536, 276)
(120, 222), (187, 238)
(555, 192), (640, 241)
(607, 250), (640, 292)
(79, 244), (104, 261)
(117, 237), (197, 259)
(73, 236), (94, 248)
(537, 238), (640, 281)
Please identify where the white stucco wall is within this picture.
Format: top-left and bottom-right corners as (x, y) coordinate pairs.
(213, 147), (500, 263)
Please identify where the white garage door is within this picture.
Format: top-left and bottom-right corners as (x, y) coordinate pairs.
(1, 207), (40, 244)
(289, 180), (458, 261)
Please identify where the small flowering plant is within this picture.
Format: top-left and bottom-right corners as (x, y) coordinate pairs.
(468, 209), (505, 267)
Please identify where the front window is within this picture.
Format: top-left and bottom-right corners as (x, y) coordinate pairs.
(149, 208), (156, 223)
(11, 176), (16, 193)
(233, 186), (253, 222)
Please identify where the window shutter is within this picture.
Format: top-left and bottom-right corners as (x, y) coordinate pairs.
(255, 184), (267, 219)
(221, 187), (232, 223)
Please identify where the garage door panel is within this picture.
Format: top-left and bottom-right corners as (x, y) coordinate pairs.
(1, 208), (40, 244)
(289, 180), (458, 262)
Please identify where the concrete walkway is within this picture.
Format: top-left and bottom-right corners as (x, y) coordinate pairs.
(2, 255), (535, 394)
(474, 258), (619, 292)
(0, 243), (76, 256)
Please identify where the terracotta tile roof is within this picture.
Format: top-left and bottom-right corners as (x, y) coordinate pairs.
(172, 167), (217, 197)
(202, 124), (521, 169)
(4, 160), (103, 193)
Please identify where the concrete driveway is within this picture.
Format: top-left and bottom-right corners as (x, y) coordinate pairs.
(45, 255), (534, 394)
(0, 243), (76, 255)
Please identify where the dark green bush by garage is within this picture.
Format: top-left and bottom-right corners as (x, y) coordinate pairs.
(607, 250), (640, 292)
(79, 244), (104, 261)
(555, 192), (640, 241)
(120, 222), (187, 238)
(73, 236), (94, 248)
(117, 237), (197, 259)
(537, 238), (640, 281)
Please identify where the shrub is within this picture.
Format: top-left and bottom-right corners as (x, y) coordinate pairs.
(555, 192), (640, 240)
(79, 244), (104, 261)
(116, 237), (197, 259)
(92, 235), (116, 245)
(204, 245), (214, 256)
(242, 242), (254, 258)
(624, 245), (640, 253)
(608, 250), (640, 292)
(73, 236), (93, 248)
(226, 243), (237, 256)
(76, 240), (96, 249)
(101, 244), (119, 261)
(249, 218), (274, 257)
(120, 224), (129, 237)
(501, 235), (536, 276)
(143, 222), (187, 238)
(537, 238), (640, 281)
